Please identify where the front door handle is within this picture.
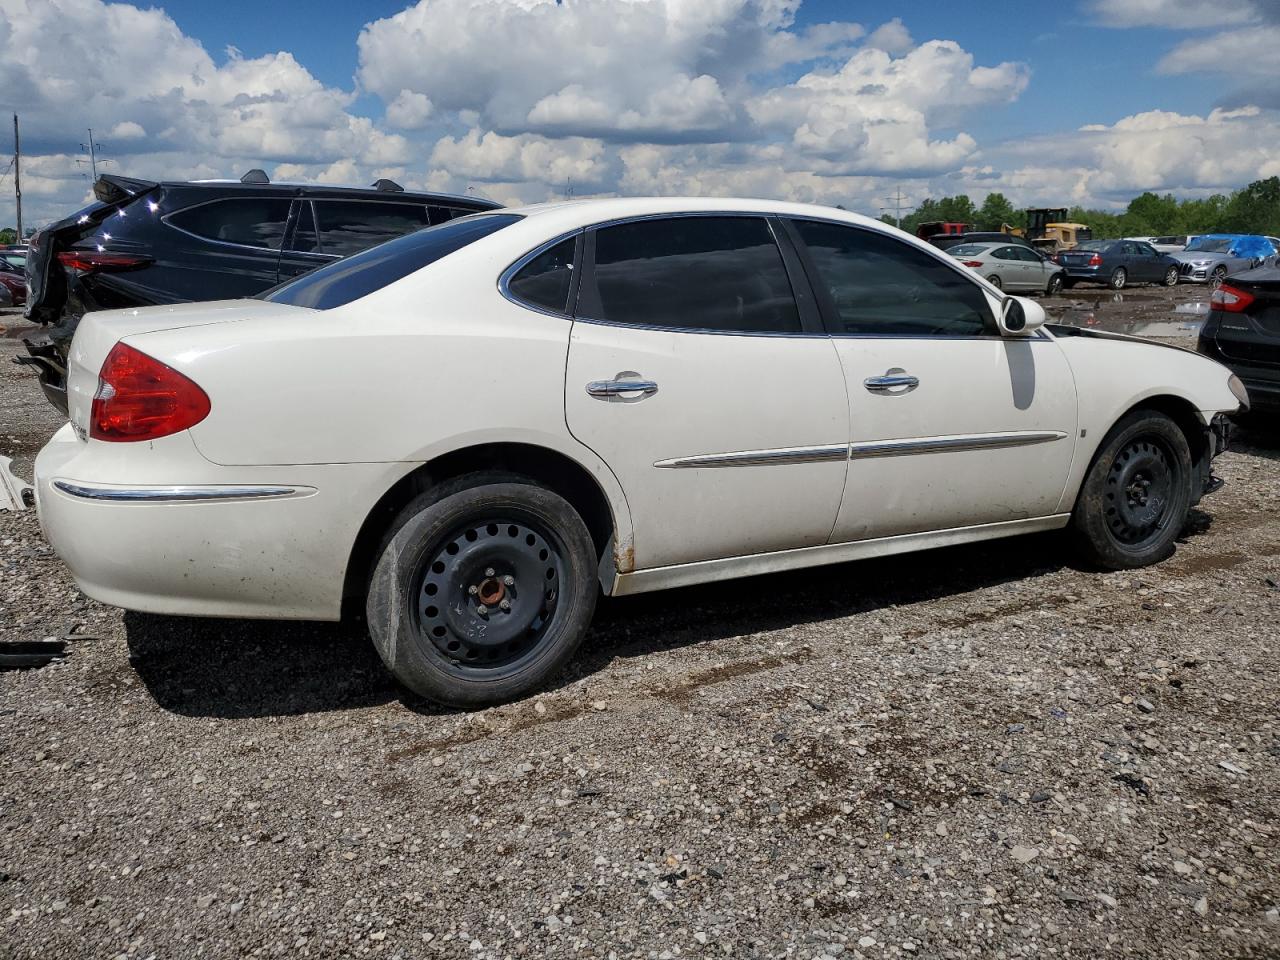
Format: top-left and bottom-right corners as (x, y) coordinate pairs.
(587, 371), (659, 403)
(864, 371), (919, 394)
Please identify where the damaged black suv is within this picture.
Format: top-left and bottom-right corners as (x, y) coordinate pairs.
(20, 171), (501, 413)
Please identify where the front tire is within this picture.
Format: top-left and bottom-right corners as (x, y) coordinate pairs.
(1210, 265), (1227, 288)
(1110, 267), (1127, 290)
(366, 477), (598, 708)
(1069, 410), (1193, 570)
(986, 274), (1003, 290)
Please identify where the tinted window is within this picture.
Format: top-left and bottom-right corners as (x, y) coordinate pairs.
(792, 219), (993, 337)
(262, 214), (521, 310)
(313, 201), (431, 257)
(168, 198), (293, 250)
(991, 247), (1018, 260)
(1014, 247), (1043, 262)
(507, 236), (576, 314)
(948, 244), (989, 256)
(587, 216), (800, 334)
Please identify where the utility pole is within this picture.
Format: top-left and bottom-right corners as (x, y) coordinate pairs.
(880, 187), (911, 229)
(81, 128), (100, 181)
(564, 177), (573, 201)
(12, 114), (21, 240)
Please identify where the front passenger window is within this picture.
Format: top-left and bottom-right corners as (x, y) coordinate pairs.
(791, 219), (993, 337)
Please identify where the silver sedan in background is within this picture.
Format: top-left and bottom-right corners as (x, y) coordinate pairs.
(947, 241), (1066, 294)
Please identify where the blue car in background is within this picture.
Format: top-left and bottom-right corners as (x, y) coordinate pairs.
(1056, 238), (1180, 290)
(1170, 234), (1277, 285)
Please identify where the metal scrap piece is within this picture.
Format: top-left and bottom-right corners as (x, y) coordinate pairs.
(1, 455), (34, 511)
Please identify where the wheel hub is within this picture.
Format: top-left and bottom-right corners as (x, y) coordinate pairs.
(416, 519), (562, 667)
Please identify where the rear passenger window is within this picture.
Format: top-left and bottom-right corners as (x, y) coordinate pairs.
(507, 237), (576, 314)
(585, 216), (800, 334)
(313, 201), (431, 257)
(791, 220), (993, 337)
(168, 198), (293, 250)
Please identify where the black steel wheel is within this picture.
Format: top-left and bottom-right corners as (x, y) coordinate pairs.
(367, 476), (598, 707)
(1102, 436), (1178, 549)
(415, 515), (563, 672)
(1070, 410), (1192, 569)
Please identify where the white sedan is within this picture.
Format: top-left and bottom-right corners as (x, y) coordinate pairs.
(34, 198), (1248, 707)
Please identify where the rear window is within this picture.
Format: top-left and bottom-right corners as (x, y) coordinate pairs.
(1074, 240), (1107, 252)
(261, 213), (522, 310)
(168, 197), (293, 250)
(948, 244), (989, 256)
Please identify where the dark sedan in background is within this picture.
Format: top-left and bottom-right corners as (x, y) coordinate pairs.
(1197, 259), (1280, 416)
(20, 171), (501, 412)
(1056, 239), (1180, 290)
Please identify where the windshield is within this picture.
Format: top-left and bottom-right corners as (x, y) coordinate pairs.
(948, 244), (989, 256)
(262, 213), (522, 310)
(1184, 237), (1233, 254)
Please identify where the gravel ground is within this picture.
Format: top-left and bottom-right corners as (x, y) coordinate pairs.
(2, 289), (1278, 959)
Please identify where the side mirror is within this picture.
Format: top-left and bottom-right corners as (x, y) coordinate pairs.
(998, 296), (1046, 336)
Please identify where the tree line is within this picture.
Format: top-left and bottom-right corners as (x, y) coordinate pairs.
(883, 176), (1280, 239)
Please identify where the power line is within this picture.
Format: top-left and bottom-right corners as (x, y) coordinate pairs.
(879, 187), (912, 228)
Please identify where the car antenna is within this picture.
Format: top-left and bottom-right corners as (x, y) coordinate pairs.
(240, 168), (269, 184)
(371, 178), (403, 192)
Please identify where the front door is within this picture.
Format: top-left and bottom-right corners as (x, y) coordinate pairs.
(784, 217), (1078, 541)
(563, 215), (850, 570)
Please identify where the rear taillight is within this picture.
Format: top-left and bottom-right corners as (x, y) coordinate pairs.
(1087, 254), (1102, 267)
(959, 259), (984, 268)
(57, 251), (152, 274)
(90, 342), (210, 442)
(1211, 284), (1255, 313)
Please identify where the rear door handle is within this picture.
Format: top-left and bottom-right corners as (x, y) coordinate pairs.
(864, 372), (919, 393)
(586, 371), (659, 402)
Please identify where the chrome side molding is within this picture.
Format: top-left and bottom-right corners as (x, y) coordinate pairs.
(654, 444), (847, 469)
(52, 481), (312, 503)
(848, 431), (1068, 459)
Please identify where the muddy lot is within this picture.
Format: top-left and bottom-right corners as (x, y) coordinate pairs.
(1, 287), (1278, 959)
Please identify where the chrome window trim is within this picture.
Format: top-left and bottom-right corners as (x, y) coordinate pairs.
(654, 444), (848, 469)
(848, 430), (1067, 460)
(52, 481), (312, 503)
(497, 228), (584, 319)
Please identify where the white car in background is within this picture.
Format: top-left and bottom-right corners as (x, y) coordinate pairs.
(946, 241), (1065, 294)
(1125, 236), (1191, 255)
(34, 198), (1246, 707)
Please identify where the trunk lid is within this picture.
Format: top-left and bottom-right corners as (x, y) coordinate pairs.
(65, 299), (307, 439)
(1211, 264), (1280, 367)
(24, 175), (159, 324)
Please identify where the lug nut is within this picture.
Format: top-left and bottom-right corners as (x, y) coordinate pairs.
(485, 567), (495, 577)
(467, 585), (478, 595)
(499, 599), (511, 611)
(477, 604), (489, 615)
(502, 575), (515, 586)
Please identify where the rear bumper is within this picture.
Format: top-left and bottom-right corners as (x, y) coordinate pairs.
(34, 425), (406, 620)
(1062, 267), (1103, 281)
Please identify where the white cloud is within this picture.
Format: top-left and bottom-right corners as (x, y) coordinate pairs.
(1084, 0), (1261, 29)
(385, 89), (434, 129)
(108, 121), (146, 140)
(749, 41), (1028, 176)
(865, 17), (913, 55)
(1158, 25), (1280, 76)
(429, 129), (609, 189)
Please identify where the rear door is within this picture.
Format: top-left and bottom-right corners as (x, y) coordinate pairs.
(563, 214), (849, 570)
(160, 195), (292, 300)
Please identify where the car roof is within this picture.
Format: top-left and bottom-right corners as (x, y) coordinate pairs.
(163, 179), (499, 209)
(500, 196), (893, 235)
(949, 241), (1009, 250)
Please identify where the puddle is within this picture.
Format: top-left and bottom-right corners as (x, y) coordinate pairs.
(1044, 287), (1210, 339)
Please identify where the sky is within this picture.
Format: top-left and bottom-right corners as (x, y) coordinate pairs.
(0, 0), (1278, 229)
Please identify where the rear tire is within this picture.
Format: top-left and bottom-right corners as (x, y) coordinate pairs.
(366, 475), (598, 708)
(1110, 267), (1127, 290)
(986, 274), (1003, 290)
(1069, 410), (1193, 570)
(1045, 273), (1064, 296)
(1163, 265), (1179, 286)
